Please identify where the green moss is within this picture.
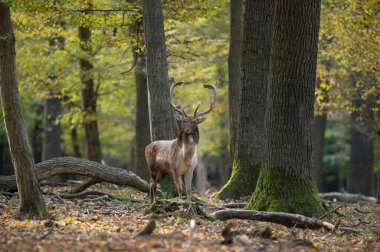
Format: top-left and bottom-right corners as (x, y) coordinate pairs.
(246, 166), (325, 217)
(216, 154), (260, 200)
(30, 201), (49, 219)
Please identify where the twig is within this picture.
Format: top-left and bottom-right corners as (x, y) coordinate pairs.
(222, 203), (247, 209)
(354, 208), (375, 214)
(319, 205), (342, 220)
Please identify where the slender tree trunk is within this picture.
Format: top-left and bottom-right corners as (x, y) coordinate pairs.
(79, 26), (102, 163)
(72, 25), (103, 192)
(217, 0), (274, 199)
(31, 104), (43, 164)
(134, 52), (151, 182)
(42, 97), (62, 161)
(228, 0), (243, 161)
(247, 0), (324, 217)
(70, 127), (81, 158)
(313, 113), (327, 192)
(347, 112), (374, 196)
(196, 154), (208, 194)
(0, 3), (47, 216)
(142, 0), (177, 196)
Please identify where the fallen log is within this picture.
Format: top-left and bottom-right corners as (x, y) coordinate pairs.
(211, 209), (336, 230)
(319, 192), (377, 203)
(0, 157), (151, 193)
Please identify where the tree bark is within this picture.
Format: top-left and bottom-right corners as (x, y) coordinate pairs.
(247, 0), (324, 217)
(228, 0), (243, 161)
(0, 3), (47, 216)
(0, 157), (151, 193)
(347, 112), (374, 196)
(217, 0), (274, 199)
(142, 0), (178, 196)
(79, 26), (102, 163)
(134, 52), (151, 182)
(142, 0), (177, 141)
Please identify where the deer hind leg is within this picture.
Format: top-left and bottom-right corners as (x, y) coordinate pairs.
(149, 169), (160, 204)
(173, 172), (183, 199)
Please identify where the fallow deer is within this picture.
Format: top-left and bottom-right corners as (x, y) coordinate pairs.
(145, 81), (217, 210)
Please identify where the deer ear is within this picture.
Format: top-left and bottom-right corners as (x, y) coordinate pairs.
(196, 117), (206, 124)
(175, 114), (182, 121)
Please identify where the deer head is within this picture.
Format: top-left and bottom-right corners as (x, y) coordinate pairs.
(169, 80), (217, 136)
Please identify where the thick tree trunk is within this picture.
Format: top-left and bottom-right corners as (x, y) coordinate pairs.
(0, 3), (47, 216)
(134, 52), (151, 182)
(247, 0), (324, 217)
(347, 113), (374, 196)
(142, 0), (177, 141)
(218, 0), (274, 199)
(0, 157), (151, 193)
(313, 113), (327, 192)
(228, 0), (243, 161)
(142, 0), (177, 196)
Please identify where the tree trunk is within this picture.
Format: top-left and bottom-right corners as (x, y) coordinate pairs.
(79, 26), (102, 163)
(196, 154), (208, 194)
(73, 25), (103, 192)
(142, 0), (177, 196)
(228, 0), (243, 161)
(134, 52), (151, 182)
(313, 113), (327, 192)
(247, 0), (324, 217)
(0, 3), (47, 216)
(217, 0), (274, 200)
(31, 104), (44, 164)
(347, 113), (374, 196)
(42, 97), (62, 161)
(142, 0), (177, 141)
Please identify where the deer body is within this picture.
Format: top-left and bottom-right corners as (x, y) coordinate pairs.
(146, 81), (217, 208)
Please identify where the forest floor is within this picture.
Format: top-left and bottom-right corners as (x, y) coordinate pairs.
(0, 184), (379, 252)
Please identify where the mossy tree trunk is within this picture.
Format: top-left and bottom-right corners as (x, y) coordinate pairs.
(142, 0), (177, 196)
(247, 0), (325, 217)
(217, 0), (274, 200)
(0, 3), (47, 216)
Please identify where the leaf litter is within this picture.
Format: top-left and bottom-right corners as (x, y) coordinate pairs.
(0, 185), (379, 251)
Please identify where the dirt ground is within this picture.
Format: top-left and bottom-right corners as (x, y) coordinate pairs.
(1, 185), (379, 252)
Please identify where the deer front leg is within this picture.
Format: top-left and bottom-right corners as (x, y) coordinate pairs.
(173, 172), (183, 199)
(184, 170), (195, 215)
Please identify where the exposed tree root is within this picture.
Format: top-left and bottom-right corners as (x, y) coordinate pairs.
(319, 192), (377, 203)
(0, 157), (151, 193)
(71, 178), (100, 193)
(211, 209), (355, 232)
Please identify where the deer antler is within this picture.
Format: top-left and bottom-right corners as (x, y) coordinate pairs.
(194, 84), (217, 117)
(169, 81), (187, 116)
